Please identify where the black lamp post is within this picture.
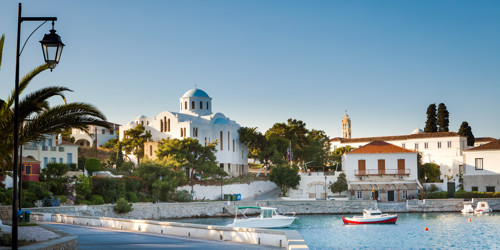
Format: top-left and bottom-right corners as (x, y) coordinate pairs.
(12, 3), (64, 248)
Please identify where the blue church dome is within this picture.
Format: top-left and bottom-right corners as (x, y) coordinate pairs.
(182, 88), (210, 98)
(214, 118), (229, 125)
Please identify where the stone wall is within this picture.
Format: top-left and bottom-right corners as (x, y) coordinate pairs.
(177, 181), (278, 201)
(0, 206), (12, 222)
(24, 198), (500, 221)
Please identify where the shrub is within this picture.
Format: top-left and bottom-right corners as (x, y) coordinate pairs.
(0, 233), (12, 247)
(427, 191), (448, 199)
(113, 198), (133, 214)
(123, 176), (143, 193)
(40, 163), (70, 180)
(26, 182), (49, 200)
(454, 190), (500, 199)
(173, 190), (192, 202)
(58, 195), (67, 204)
(91, 177), (126, 203)
(42, 196), (61, 207)
(85, 158), (102, 175)
(68, 163), (78, 171)
(21, 191), (37, 208)
(118, 162), (134, 173)
(428, 184), (440, 192)
(74, 175), (92, 200)
(127, 192), (139, 203)
(76, 199), (93, 205)
(90, 195), (105, 205)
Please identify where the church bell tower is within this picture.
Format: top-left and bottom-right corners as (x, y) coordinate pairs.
(342, 110), (351, 138)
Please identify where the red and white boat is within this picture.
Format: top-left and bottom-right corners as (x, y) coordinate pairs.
(342, 209), (398, 225)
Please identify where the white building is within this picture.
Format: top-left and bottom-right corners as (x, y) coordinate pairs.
(22, 134), (78, 169)
(342, 141), (422, 202)
(330, 113), (468, 181)
(473, 137), (496, 147)
(72, 122), (121, 147)
(119, 87), (249, 177)
(463, 139), (500, 192)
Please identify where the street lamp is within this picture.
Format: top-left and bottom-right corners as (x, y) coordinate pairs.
(12, 3), (64, 248)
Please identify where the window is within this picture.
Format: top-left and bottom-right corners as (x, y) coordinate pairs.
(25, 165), (31, 174)
(160, 120), (164, 132)
(471, 186), (478, 192)
(141, 121), (144, 126)
(378, 159), (385, 175)
(167, 119), (170, 132)
(220, 131), (223, 150)
(461, 140), (465, 149)
(402, 143), (405, 148)
(402, 191), (408, 199)
(180, 102), (182, 110)
(181, 128), (183, 137)
(397, 159), (405, 174)
(191, 101), (195, 109)
(193, 128), (196, 137)
(228, 131), (230, 151)
(50, 157), (56, 163)
(242, 150), (244, 159)
(220, 163), (224, 169)
(233, 139), (235, 152)
(486, 186), (495, 192)
(358, 160), (366, 175)
(447, 141), (452, 148)
(206, 102), (209, 110)
(356, 191), (362, 199)
(437, 142), (442, 148)
(475, 158), (483, 170)
(414, 143), (418, 150)
(424, 142), (428, 149)
(228, 163), (231, 172)
(200, 101), (203, 109)
(184, 101), (187, 110)
(184, 128), (186, 138)
(102, 129), (106, 134)
(150, 145), (153, 156)
(59, 158), (63, 163)
(205, 137), (207, 146)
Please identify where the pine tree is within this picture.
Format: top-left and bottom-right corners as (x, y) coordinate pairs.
(437, 103), (450, 132)
(424, 104), (437, 133)
(458, 121), (475, 147)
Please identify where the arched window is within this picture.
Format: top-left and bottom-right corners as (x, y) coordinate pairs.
(233, 139), (235, 152)
(191, 101), (195, 109)
(207, 102), (209, 110)
(184, 128), (186, 138)
(164, 117), (167, 132)
(184, 101), (187, 110)
(193, 127), (196, 137)
(228, 131), (230, 151)
(160, 120), (163, 132)
(220, 131), (223, 150)
(180, 128), (183, 137)
(141, 121), (144, 126)
(180, 102), (183, 110)
(167, 119), (170, 132)
(204, 137), (207, 146)
(150, 145), (153, 156)
(200, 101), (203, 109)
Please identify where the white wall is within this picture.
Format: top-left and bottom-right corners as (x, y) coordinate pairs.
(464, 150), (500, 176)
(288, 172), (340, 200)
(177, 181), (277, 201)
(343, 152), (418, 181)
(22, 134), (78, 169)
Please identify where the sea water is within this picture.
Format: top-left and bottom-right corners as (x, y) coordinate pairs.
(170, 212), (500, 249)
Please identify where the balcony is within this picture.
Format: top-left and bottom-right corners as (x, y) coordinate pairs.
(23, 145), (38, 150)
(42, 146), (49, 151)
(50, 146), (56, 151)
(355, 169), (410, 176)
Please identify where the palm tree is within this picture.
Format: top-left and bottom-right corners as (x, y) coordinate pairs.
(0, 34), (109, 168)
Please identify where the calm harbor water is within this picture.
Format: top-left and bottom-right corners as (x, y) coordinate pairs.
(170, 212), (500, 249)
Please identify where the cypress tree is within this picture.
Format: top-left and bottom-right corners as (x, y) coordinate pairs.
(458, 121), (475, 147)
(437, 103), (450, 132)
(424, 104), (437, 133)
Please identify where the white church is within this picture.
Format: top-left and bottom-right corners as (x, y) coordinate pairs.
(119, 87), (249, 177)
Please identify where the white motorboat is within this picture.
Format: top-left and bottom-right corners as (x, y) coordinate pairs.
(461, 203), (474, 213)
(474, 201), (492, 214)
(227, 206), (296, 228)
(342, 209), (398, 224)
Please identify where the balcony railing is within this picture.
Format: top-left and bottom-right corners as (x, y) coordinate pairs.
(42, 146), (49, 151)
(50, 146), (57, 151)
(355, 169), (410, 176)
(23, 145), (38, 150)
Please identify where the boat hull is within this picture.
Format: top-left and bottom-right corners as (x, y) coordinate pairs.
(227, 216), (296, 228)
(342, 215), (398, 225)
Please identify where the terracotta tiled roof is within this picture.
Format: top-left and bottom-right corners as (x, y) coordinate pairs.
(347, 141), (416, 154)
(330, 132), (461, 143)
(474, 137), (496, 143)
(466, 139), (500, 151)
(21, 157), (40, 163)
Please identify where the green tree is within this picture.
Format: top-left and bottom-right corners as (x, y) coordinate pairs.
(40, 163), (69, 180)
(418, 163), (441, 183)
(437, 103), (450, 132)
(133, 161), (186, 201)
(121, 124), (152, 166)
(424, 104), (437, 133)
(0, 34), (108, 167)
(74, 175), (92, 200)
(156, 138), (226, 179)
(330, 172), (347, 195)
(458, 121), (475, 146)
(116, 142), (124, 168)
(331, 146), (355, 170)
(85, 158), (102, 175)
(269, 164), (301, 196)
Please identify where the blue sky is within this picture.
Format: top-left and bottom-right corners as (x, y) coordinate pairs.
(1, 1), (499, 139)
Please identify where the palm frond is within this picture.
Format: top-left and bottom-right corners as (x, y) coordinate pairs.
(18, 86), (72, 119)
(4, 64), (49, 111)
(0, 34), (5, 70)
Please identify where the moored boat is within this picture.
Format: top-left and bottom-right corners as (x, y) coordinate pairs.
(227, 206), (296, 228)
(461, 203), (474, 213)
(342, 209), (398, 224)
(474, 201), (492, 214)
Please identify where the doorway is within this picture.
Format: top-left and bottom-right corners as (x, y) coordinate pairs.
(388, 190), (394, 201)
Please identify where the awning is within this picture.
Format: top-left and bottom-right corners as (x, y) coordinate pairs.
(348, 181), (421, 191)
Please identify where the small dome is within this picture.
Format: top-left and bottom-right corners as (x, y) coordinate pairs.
(214, 118), (229, 125)
(182, 88), (210, 98)
(411, 127), (424, 134)
(128, 121), (135, 126)
(136, 115), (147, 119)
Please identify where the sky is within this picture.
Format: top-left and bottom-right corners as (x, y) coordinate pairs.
(1, 1), (499, 139)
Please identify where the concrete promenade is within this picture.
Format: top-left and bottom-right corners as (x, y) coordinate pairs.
(42, 222), (279, 249)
